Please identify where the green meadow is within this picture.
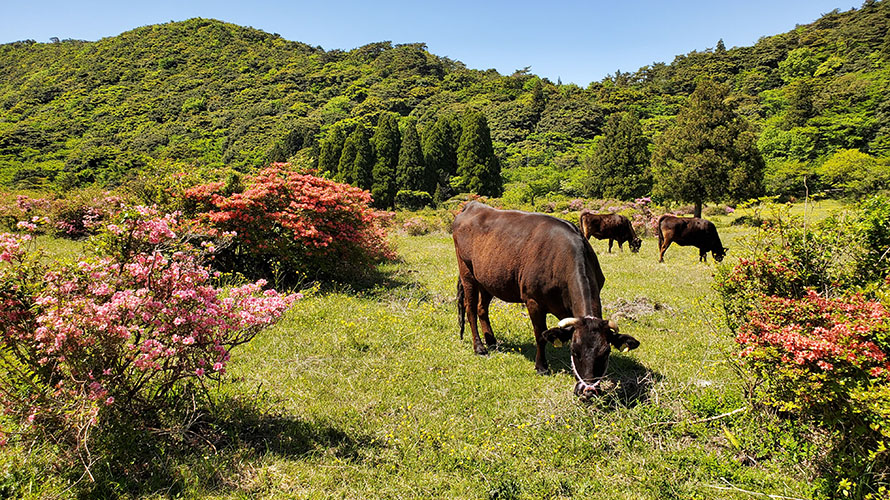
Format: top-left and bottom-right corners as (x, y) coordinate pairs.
(5, 204), (848, 499)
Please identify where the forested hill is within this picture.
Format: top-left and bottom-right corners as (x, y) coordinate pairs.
(1, 2), (889, 194)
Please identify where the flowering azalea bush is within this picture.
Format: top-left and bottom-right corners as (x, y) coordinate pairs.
(737, 292), (890, 421)
(182, 163), (394, 282)
(0, 190), (127, 238)
(716, 199), (890, 493)
(0, 209), (298, 463)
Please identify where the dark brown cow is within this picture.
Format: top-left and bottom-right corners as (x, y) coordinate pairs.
(452, 202), (640, 396)
(579, 210), (642, 253)
(657, 214), (727, 263)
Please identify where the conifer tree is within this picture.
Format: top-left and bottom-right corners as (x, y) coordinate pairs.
(371, 113), (401, 207)
(319, 122), (348, 179)
(339, 123), (373, 190)
(651, 80), (764, 217)
(456, 111), (502, 197)
(586, 110), (651, 200)
(397, 119), (427, 192)
(423, 114), (460, 201)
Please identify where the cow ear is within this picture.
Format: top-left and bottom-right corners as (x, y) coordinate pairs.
(604, 319), (640, 352)
(542, 327), (573, 347)
(723, 247), (729, 253)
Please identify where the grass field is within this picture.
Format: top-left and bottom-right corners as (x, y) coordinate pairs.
(187, 221), (820, 499)
(5, 207), (844, 499)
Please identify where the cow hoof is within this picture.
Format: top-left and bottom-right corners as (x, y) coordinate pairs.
(536, 367), (550, 376)
(474, 345), (489, 355)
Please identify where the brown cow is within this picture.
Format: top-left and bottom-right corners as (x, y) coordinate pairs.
(657, 214), (727, 263)
(579, 210), (642, 253)
(452, 202), (640, 396)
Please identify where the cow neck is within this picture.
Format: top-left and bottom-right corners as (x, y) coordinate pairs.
(568, 265), (600, 319)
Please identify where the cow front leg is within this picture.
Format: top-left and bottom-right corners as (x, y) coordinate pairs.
(460, 275), (488, 355)
(526, 300), (550, 375)
(608, 239), (614, 253)
(699, 249), (707, 262)
(478, 289), (497, 348)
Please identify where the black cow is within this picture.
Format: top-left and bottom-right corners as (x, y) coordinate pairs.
(657, 214), (727, 263)
(452, 202), (640, 396)
(579, 211), (642, 253)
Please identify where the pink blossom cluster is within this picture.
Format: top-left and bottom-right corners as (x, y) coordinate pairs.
(0, 208), (299, 444)
(737, 290), (890, 389)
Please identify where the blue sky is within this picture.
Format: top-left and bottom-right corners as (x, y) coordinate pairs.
(2, 1), (861, 86)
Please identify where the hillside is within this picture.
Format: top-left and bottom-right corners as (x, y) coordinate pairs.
(1, 2), (889, 195)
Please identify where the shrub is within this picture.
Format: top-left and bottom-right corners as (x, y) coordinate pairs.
(182, 163), (395, 282)
(401, 217), (433, 236)
(394, 190), (433, 210)
(734, 292), (890, 475)
(0, 210), (298, 471)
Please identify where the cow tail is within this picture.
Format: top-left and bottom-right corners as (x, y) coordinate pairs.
(657, 215), (666, 248)
(456, 279), (465, 340)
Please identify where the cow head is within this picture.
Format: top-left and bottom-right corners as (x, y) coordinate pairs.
(543, 316), (640, 397)
(713, 246), (728, 262)
(629, 237), (642, 253)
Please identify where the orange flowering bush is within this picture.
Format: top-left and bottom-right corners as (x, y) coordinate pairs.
(183, 164), (394, 282)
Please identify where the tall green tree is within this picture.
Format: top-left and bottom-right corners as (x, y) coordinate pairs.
(423, 114), (460, 202)
(371, 113), (401, 207)
(456, 111), (502, 197)
(586, 110), (651, 200)
(651, 79), (764, 217)
(319, 122), (348, 178)
(397, 119), (428, 193)
(339, 123), (373, 190)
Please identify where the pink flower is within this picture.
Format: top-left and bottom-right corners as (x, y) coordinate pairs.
(105, 397), (114, 406)
(195, 368), (205, 376)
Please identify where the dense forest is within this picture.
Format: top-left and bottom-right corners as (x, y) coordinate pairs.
(1, 1), (889, 204)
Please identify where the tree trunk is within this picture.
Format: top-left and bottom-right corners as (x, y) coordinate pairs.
(694, 201), (702, 219)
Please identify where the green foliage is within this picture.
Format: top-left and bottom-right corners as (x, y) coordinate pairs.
(422, 114), (459, 200)
(396, 119), (430, 195)
(456, 111), (502, 197)
(339, 123), (373, 190)
(319, 122), (348, 178)
(2, 5), (890, 204)
(651, 80), (764, 215)
(585, 110), (651, 200)
(763, 159), (818, 198)
(394, 189), (432, 210)
(818, 149), (890, 197)
(370, 114), (401, 208)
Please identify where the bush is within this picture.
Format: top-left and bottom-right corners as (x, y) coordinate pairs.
(394, 190), (433, 210)
(734, 292), (890, 480)
(0, 210), (298, 472)
(182, 163), (395, 283)
(716, 198), (890, 494)
(401, 217), (433, 236)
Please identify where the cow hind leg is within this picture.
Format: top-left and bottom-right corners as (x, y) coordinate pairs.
(526, 300), (550, 375)
(658, 240), (671, 263)
(477, 289), (497, 348)
(459, 274), (488, 355)
(608, 239), (614, 253)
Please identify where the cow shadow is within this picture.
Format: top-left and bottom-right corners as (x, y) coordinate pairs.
(494, 340), (661, 409)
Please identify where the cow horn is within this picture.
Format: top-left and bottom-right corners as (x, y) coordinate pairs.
(558, 317), (580, 328)
(608, 319), (618, 332)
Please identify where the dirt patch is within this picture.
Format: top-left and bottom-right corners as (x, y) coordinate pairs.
(606, 296), (672, 321)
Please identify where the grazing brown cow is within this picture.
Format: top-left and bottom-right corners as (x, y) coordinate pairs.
(657, 214), (727, 263)
(452, 202), (640, 397)
(579, 210), (642, 253)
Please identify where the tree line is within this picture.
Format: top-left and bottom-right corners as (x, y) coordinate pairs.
(286, 110), (501, 208)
